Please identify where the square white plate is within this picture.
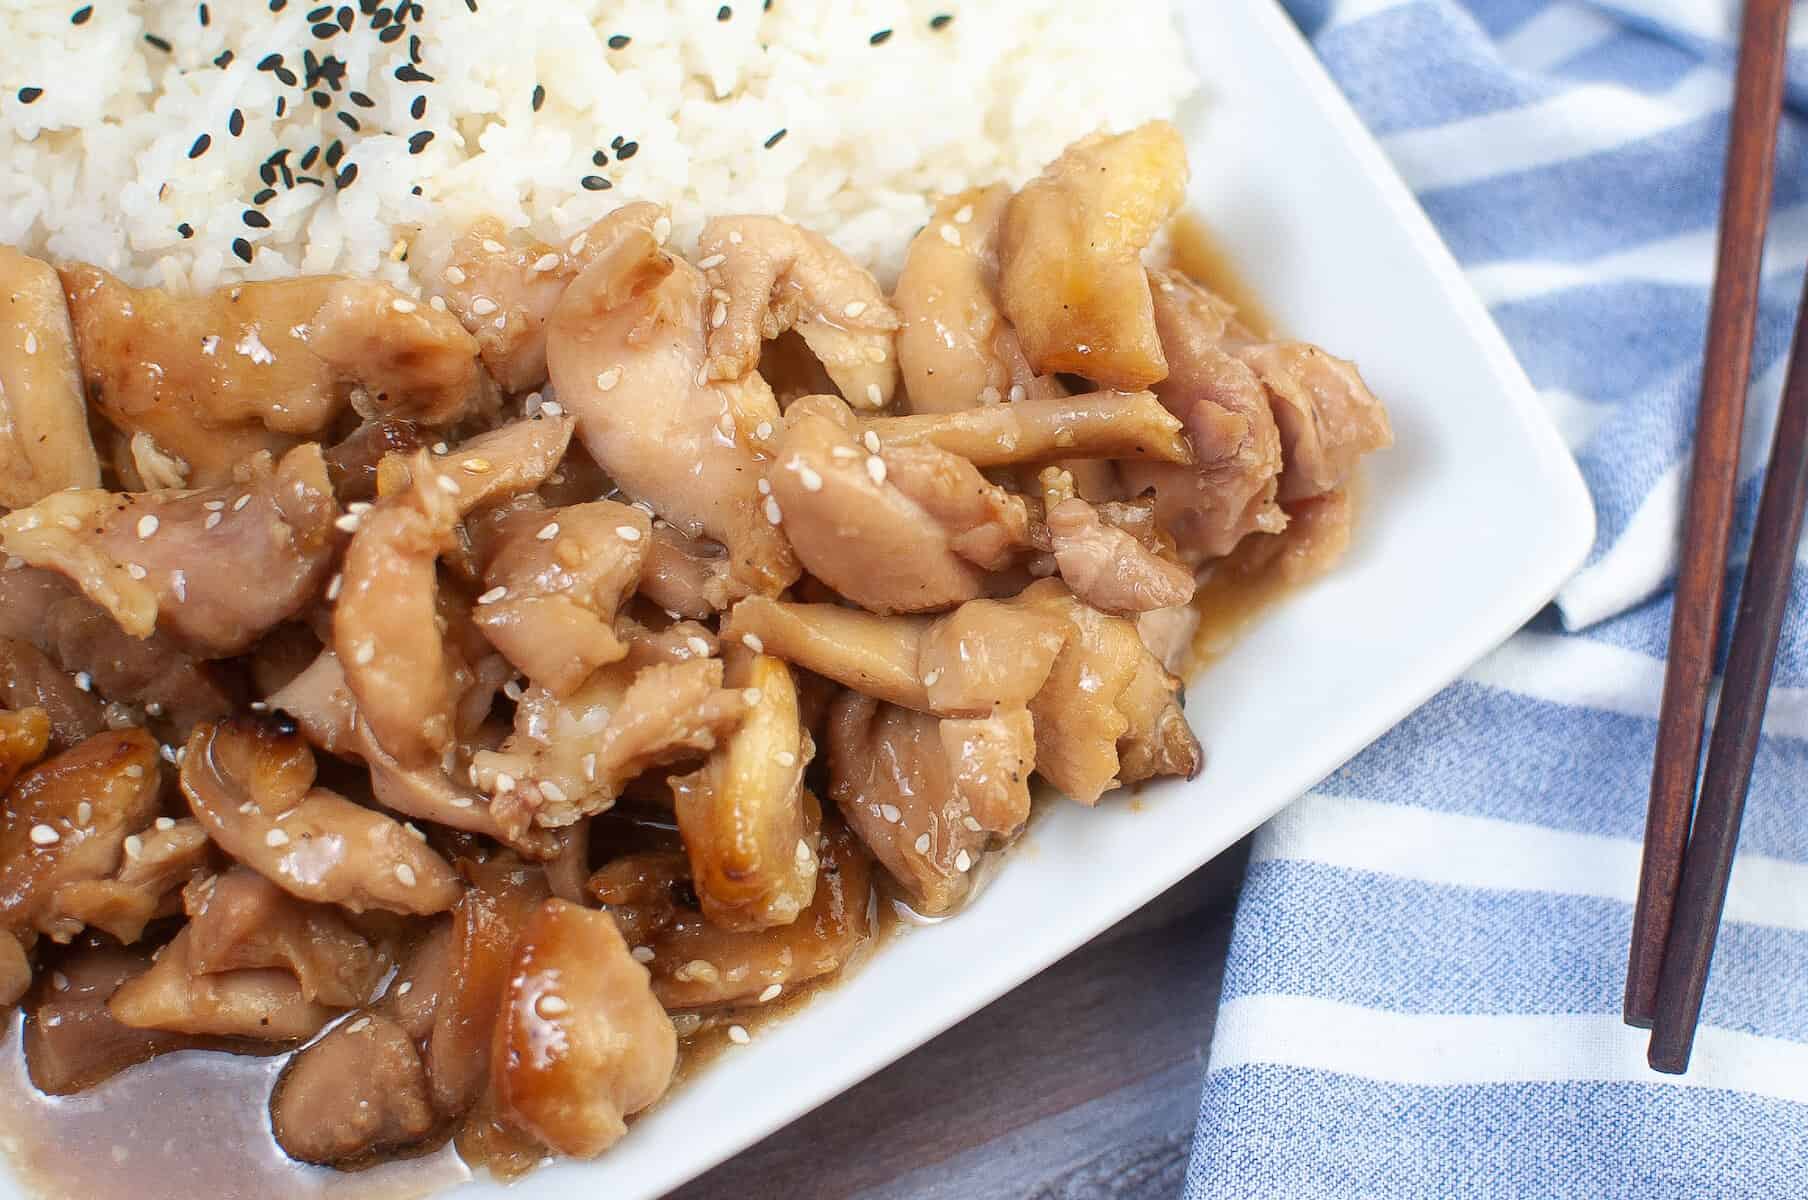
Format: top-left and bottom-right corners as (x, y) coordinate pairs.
(455, 3), (1596, 1197)
(0, 2), (1595, 1197)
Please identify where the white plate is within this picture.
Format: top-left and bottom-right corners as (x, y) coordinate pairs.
(0, 3), (1595, 1197)
(460, 3), (1596, 1197)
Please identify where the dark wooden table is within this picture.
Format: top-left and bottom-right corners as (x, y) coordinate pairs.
(673, 841), (1250, 1200)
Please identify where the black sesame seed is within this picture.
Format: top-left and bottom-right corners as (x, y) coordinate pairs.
(532, 84), (545, 112)
(408, 130), (434, 154)
(378, 23), (404, 42)
(306, 4), (330, 18)
(71, 6), (93, 24)
(279, 161), (293, 186)
(611, 135), (625, 149)
(371, 7), (390, 28)
(257, 52), (283, 70)
(336, 111), (360, 131)
(302, 47), (322, 82)
(334, 162), (358, 189)
(591, 149), (608, 167)
(869, 28), (892, 44)
(253, 187), (277, 204)
(617, 140), (638, 160)
(349, 90), (374, 108)
(395, 63), (431, 83)
(214, 49), (234, 67)
(464, 0), (477, 11)
(311, 91), (331, 109)
(312, 21), (338, 38)
(299, 145), (320, 168)
(232, 237), (254, 263)
(259, 161), (277, 185)
(337, 5), (354, 30)
(17, 87), (43, 105)
(198, 3), (210, 25)
(228, 108), (245, 136)
(275, 96), (287, 117)
(318, 55), (346, 89)
(243, 210), (271, 228)
(298, 175), (323, 186)
(717, 4), (731, 19)
(763, 128), (787, 149)
(360, 0), (378, 12)
(607, 34), (630, 49)
(144, 33), (172, 51)
(275, 67), (298, 85)
(409, 34), (422, 63)
(270, 0), (287, 10)
(410, 95), (426, 119)
(580, 175), (611, 191)
(929, 13), (952, 29)
(410, 184), (422, 195)
(324, 140), (344, 167)
(177, 222), (194, 239)
(188, 133), (211, 159)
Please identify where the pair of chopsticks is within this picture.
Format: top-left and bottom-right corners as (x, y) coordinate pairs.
(1623, 0), (1806, 1073)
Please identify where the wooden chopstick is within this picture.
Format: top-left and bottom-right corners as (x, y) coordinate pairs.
(1648, 272), (1808, 1073)
(1624, 0), (1795, 1031)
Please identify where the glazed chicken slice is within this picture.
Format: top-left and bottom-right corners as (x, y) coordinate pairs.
(493, 900), (677, 1158)
(997, 120), (1188, 390)
(766, 395), (1028, 612)
(1045, 497), (1195, 613)
(0, 442), (341, 656)
(0, 247), (101, 506)
(182, 867), (386, 1008)
(108, 923), (339, 1042)
(0, 639), (106, 751)
(44, 592), (237, 727)
(670, 653), (821, 931)
(722, 595), (1067, 717)
(895, 185), (1016, 414)
(696, 215), (901, 409)
(638, 525), (746, 620)
(61, 265), (492, 485)
(544, 202), (799, 596)
(827, 693), (1006, 916)
(23, 940), (213, 1094)
(1240, 342), (1393, 502)
(0, 706), (49, 794)
(45, 817), (210, 944)
(272, 1011), (437, 1165)
(436, 217), (604, 394)
(640, 822), (875, 1009)
(181, 720), (462, 915)
(0, 729), (161, 943)
(857, 389), (1191, 468)
(470, 500), (650, 695)
(324, 418), (424, 503)
(473, 658), (748, 831)
(378, 414), (575, 516)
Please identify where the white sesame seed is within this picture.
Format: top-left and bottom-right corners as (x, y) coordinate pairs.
(742, 688), (764, 706)
(797, 464), (823, 492)
(865, 383), (883, 406)
(265, 829), (290, 847)
(477, 586), (509, 604)
(203, 499), (225, 511)
(136, 514), (159, 539)
(23, 332), (37, 355)
(239, 801), (256, 815)
(978, 386), (1001, 405)
(436, 474), (461, 494)
(595, 366), (622, 391)
(913, 833), (932, 854)
(51, 972), (69, 992)
(580, 753), (598, 782)
(396, 981), (413, 996)
(759, 984), (783, 1003)
(616, 525), (643, 542)
(922, 670), (941, 688)
(741, 633), (765, 653)
(843, 300), (868, 319)
(954, 849), (973, 872)
(696, 364), (711, 386)
(757, 477), (771, 495)
(1008, 384), (1026, 404)
(541, 400), (563, 417)
(697, 253), (726, 270)
(443, 265), (467, 285)
(160, 744), (177, 764)
(686, 635), (711, 656)
(469, 296), (498, 316)
(73, 671), (92, 692)
(953, 204), (974, 224)
(394, 863), (417, 887)
(939, 224), (961, 247)
(630, 945), (655, 963)
(535, 994), (570, 1018)
(795, 838), (812, 865)
(154, 816), (175, 832)
(532, 253), (561, 272)
(727, 230), (743, 245)
(334, 513), (362, 533)
(353, 641), (375, 666)
(450, 796), (474, 808)
(880, 803), (901, 823)
(830, 445), (859, 462)
(429, 295), (448, 312)
(653, 216), (672, 244)
(144, 702), (163, 717)
(863, 430), (881, 453)
(711, 300), (727, 329)
(536, 522), (560, 541)
(122, 765), (143, 781)
(326, 573), (343, 601)
(126, 562), (147, 580)
(461, 457), (492, 474)
(754, 420), (774, 441)
(481, 238), (506, 255)
(539, 780), (568, 805)
(764, 496), (782, 525)
(233, 494), (251, 511)
(29, 823), (58, 846)
(123, 834), (144, 858)
(962, 815), (983, 832)
(404, 822), (427, 842)
(727, 1024), (750, 1045)
(774, 749), (797, 767)
(866, 456), (887, 485)
(391, 298), (417, 314)
(569, 233), (588, 255)
(495, 773), (516, 793)
(502, 679), (524, 702)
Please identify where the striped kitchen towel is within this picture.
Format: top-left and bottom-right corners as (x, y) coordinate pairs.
(1186, 2), (1808, 1197)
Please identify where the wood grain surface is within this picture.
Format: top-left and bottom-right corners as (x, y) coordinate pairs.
(673, 841), (1250, 1200)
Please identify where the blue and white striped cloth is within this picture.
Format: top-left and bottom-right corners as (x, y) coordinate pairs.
(1187, 3), (1808, 1196)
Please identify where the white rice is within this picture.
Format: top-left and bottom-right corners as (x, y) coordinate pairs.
(0, 1), (1193, 293)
